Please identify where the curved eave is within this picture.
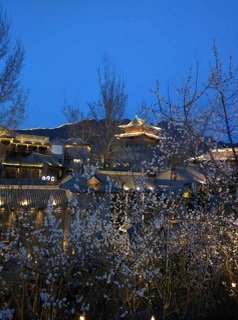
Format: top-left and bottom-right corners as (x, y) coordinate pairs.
(115, 132), (162, 140)
(119, 116), (162, 131)
(119, 123), (162, 131)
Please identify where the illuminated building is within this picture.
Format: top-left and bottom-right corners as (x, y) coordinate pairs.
(190, 147), (238, 164)
(64, 137), (91, 172)
(0, 127), (65, 181)
(114, 115), (162, 170)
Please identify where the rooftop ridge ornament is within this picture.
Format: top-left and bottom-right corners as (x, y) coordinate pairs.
(116, 115), (163, 142)
(118, 115), (162, 131)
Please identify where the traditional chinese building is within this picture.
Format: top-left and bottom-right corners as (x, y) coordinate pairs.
(64, 137), (91, 172)
(191, 147), (238, 164)
(0, 127), (50, 154)
(0, 128), (63, 182)
(114, 116), (162, 170)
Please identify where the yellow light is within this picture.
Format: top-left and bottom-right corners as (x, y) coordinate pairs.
(36, 210), (43, 224)
(21, 199), (28, 206)
(63, 239), (68, 250)
(232, 282), (236, 288)
(2, 162), (43, 167)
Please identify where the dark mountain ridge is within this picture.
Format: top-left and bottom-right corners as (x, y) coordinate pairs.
(17, 119), (130, 142)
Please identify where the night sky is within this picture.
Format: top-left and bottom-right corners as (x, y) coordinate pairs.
(2, 0), (238, 129)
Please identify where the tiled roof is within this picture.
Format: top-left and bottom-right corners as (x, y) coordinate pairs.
(66, 137), (90, 146)
(60, 171), (160, 193)
(191, 148), (238, 162)
(157, 167), (206, 183)
(97, 171), (159, 191)
(25, 153), (63, 167)
(156, 167), (206, 191)
(115, 132), (160, 140)
(119, 115), (162, 131)
(94, 168), (205, 192)
(60, 173), (120, 193)
(0, 188), (68, 208)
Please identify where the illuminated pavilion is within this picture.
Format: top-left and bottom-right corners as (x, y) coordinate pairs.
(113, 115), (163, 170)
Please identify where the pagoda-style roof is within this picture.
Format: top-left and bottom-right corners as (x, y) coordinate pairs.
(119, 115), (162, 131)
(115, 131), (161, 140)
(116, 115), (162, 140)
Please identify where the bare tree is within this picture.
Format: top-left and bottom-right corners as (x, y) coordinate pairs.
(208, 44), (238, 172)
(150, 44), (238, 201)
(88, 56), (128, 168)
(0, 10), (27, 129)
(61, 96), (85, 139)
(61, 97), (84, 124)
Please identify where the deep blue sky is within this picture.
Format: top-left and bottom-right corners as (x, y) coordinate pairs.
(2, 0), (238, 129)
